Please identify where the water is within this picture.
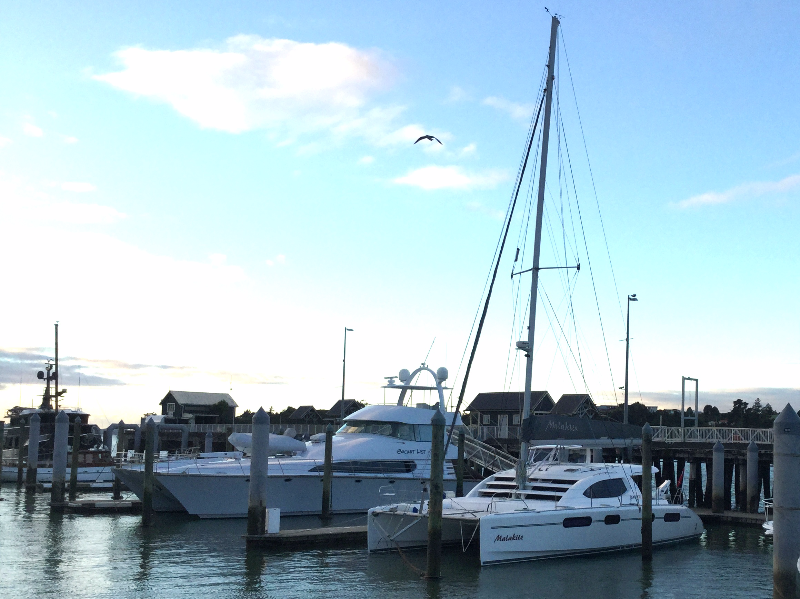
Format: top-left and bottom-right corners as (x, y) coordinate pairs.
(0, 487), (773, 599)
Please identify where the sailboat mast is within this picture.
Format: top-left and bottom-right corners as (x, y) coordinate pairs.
(54, 322), (59, 412)
(516, 15), (559, 491)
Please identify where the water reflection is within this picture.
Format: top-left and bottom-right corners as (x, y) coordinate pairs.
(639, 560), (654, 599)
(243, 550), (266, 591)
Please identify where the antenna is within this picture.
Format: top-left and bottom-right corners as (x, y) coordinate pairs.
(423, 337), (436, 365)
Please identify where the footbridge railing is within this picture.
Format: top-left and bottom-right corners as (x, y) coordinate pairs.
(462, 435), (517, 473)
(651, 426), (773, 445)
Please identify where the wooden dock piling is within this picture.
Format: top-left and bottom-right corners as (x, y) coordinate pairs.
(321, 423), (333, 520)
(425, 409), (445, 580)
(746, 441), (759, 513)
(51, 411), (69, 506)
(641, 423), (653, 561)
(25, 413), (41, 493)
(247, 408), (270, 537)
(142, 419), (155, 526)
(69, 417), (82, 500)
(0, 422), (4, 489)
(16, 426), (26, 487)
(772, 404), (800, 598)
(712, 441), (724, 513)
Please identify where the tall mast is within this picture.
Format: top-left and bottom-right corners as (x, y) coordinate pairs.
(54, 322), (59, 412)
(516, 14), (559, 491)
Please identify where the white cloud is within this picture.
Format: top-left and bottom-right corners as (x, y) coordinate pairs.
(392, 165), (508, 191)
(95, 36), (397, 136)
(0, 136), (12, 148)
(483, 96), (535, 122)
(23, 122), (44, 137)
(61, 182), (97, 192)
(445, 86), (468, 103)
(459, 143), (477, 157)
(266, 253), (286, 267)
(209, 253), (227, 266)
(675, 173), (800, 208)
(63, 136), (79, 144)
(358, 155), (375, 165)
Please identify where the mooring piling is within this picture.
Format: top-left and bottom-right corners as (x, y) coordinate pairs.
(746, 440), (759, 513)
(68, 417), (82, 500)
(712, 441), (725, 513)
(321, 423), (333, 520)
(425, 409), (445, 580)
(204, 431), (213, 453)
(25, 413), (41, 493)
(456, 431), (465, 497)
(16, 426), (26, 487)
(703, 457), (713, 508)
(688, 458), (697, 508)
(247, 408), (270, 537)
(0, 421), (4, 488)
(142, 419), (156, 526)
(641, 423), (653, 561)
(113, 420), (125, 500)
(51, 411), (69, 505)
(772, 404), (800, 598)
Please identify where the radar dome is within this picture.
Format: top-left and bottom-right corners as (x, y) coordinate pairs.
(399, 369), (411, 384)
(436, 367), (449, 382)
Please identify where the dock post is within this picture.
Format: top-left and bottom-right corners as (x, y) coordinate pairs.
(204, 431), (213, 453)
(17, 426), (27, 487)
(747, 441), (759, 513)
(641, 423), (653, 561)
(142, 419), (156, 526)
(688, 458), (696, 508)
(694, 460), (704, 507)
(69, 417), (82, 501)
(247, 408), (270, 537)
(712, 441), (725, 513)
(703, 458), (713, 508)
(425, 409), (445, 580)
(0, 421), (4, 488)
(113, 421), (125, 500)
(676, 458), (685, 503)
(724, 458), (734, 510)
(760, 459), (772, 501)
(773, 404), (800, 598)
(456, 431), (465, 498)
(736, 457), (747, 511)
(321, 423), (333, 520)
(51, 411), (69, 505)
(25, 413), (41, 493)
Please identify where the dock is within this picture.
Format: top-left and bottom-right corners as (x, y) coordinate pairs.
(49, 498), (142, 514)
(245, 525), (367, 548)
(691, 507), (766, 527)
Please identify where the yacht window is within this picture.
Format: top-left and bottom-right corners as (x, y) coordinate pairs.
(308, 460), (416, 474)
(336, 420), (423, 442)
(604, 514), (621, 525)
(416, 425), (432, 443)
(563, 516), (593, 528)
(583, 478), (628, 499)
(664, 512), (682, 522)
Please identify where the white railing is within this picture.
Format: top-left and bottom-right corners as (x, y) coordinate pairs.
(651, 426), (773, 444)
(188, 424), (329, 435)
(462, 436), (517, 473)
(468, 425), (521, 442)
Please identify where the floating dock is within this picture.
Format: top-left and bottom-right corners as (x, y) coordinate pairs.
(245, 525), (367, 548)
(49, 499), (141, 514)
(691, 507), (766, 527)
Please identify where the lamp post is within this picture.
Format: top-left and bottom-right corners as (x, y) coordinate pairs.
(624, 294), (638, 424)
(341, 327), (353, 424)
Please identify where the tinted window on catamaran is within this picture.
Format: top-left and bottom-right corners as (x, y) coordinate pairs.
(583, 478), (628, 499)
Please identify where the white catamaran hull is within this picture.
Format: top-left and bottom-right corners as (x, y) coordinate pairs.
(368, 503), (703, 565)
(1, 465), (115, 487)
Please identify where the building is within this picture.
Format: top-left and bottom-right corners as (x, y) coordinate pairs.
(160, 390), (237, 425)
(287, 405), (326, 425)
(465, 391), (554, 434)
(551, 394), (596, 418)
(325, 399), (365, 423)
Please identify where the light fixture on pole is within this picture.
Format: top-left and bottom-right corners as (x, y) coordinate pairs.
(624, 294), (638, 425)
(341, 327), (353, 424)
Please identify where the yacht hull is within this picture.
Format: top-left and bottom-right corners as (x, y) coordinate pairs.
(1, 465), (115, 487)
(157, 473), (465, 518)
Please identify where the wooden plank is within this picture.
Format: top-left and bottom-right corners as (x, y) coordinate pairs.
(691, 507), (765, 527)
(245, 525), (367, 548)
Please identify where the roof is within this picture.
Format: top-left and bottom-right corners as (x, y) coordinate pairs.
(162, 391), (238, 408)
(465, 391), (553, 413)
(327, 399), (362, 414)
(551, 394), (595, 416)
(289, 406), (318, 420)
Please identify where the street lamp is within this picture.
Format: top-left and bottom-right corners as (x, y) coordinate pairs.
(624, 294), (638, 424)
(341, 327), (354, 424)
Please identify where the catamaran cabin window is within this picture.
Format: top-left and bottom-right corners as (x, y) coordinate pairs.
(583, 478), (628, 499)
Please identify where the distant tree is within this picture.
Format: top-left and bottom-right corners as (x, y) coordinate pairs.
(701, 404), (721, 426)
(210, 400), (230, 419)
(234, 409), (254, 424)
(728, 398), (748, 426)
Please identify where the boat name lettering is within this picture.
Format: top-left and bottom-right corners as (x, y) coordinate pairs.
(545, 421), (579, 433)
(396, 449), (428, 455)
(494, 533), (523, 543)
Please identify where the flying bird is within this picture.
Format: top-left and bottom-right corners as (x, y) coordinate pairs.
(414, 135), (442, 145)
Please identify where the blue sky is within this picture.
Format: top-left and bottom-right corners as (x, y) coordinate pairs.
(1, 2), (798, 426)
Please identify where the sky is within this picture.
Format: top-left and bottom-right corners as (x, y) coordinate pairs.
(1, 1), (799, 427)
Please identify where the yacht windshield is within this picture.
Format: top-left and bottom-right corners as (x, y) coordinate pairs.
(338, 420), (469, 443)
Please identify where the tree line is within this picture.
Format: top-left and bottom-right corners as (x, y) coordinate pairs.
(601, 397), (778, 428)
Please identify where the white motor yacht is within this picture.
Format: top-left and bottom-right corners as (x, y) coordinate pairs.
(368, 445), (703, 565)
(114, 365), (475, 518)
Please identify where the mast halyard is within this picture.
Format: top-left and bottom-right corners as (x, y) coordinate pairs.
(515, 14), (560, 491)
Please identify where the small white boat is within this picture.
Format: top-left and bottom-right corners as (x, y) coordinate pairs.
(763, 499), (773, 535)
(368, 445), (703, 565)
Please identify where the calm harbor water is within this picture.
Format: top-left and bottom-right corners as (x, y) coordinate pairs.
(0, 486), (773, 599)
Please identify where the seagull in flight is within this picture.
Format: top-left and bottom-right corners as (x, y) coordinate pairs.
(414, 134), (442, 145)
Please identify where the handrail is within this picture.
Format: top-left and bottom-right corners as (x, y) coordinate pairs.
(650, 426), (773, 444)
